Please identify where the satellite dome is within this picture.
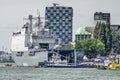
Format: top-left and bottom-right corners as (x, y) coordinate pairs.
(75, 27), (91, 35)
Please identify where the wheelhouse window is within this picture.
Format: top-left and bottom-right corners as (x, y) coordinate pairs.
(28, 51), (35, 56)
(39, 43), (49, 49)
(16, 52), (24, 56)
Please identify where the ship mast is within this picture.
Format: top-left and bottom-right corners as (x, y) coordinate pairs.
(37, 10), (41, 27)
(28, 15), (33, 33)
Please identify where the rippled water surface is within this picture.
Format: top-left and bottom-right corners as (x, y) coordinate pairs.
(0, 67), (120, 80)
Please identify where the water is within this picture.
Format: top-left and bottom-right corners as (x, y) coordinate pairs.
(0, 67), (120, 80)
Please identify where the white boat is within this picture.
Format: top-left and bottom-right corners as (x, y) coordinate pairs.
(11, 15), (61, 66)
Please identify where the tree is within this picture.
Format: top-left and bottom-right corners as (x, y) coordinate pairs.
(112, 29), (120, 54)
(94, 22), (112, 55)
(63, 44), (74, 49)
(75, 38), (105, 58)
(94, 22), (101, 39)
(105, 23), (112, 54)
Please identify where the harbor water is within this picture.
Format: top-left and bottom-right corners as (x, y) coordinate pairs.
(0, 67), (120, 80)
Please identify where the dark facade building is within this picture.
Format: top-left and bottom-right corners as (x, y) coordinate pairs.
(111, 25), (120, 31)
(45, 4), (73, 45)
(94, 12), (110, 24)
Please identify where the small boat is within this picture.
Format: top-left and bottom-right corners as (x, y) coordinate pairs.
(5, 64), (12, 67)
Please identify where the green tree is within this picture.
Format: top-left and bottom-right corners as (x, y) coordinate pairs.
(105, 23), (112, 54)
(75, 38), (105, 58)
(94, 22), (112, 55)
(112, 29), (120, 54)
(63, 44), (74, 49)
(94, 22), (101, 39)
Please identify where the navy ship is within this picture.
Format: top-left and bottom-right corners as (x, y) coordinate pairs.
(11, 14), (61, 66)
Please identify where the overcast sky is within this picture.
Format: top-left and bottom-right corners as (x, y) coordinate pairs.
(0, 0), (120, 52)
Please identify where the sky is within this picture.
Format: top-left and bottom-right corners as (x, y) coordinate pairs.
(0, 0), (120, 52)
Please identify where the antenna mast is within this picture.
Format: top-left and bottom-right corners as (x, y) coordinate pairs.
(53, 3), (59, 6)
(37, 10), (41, 26)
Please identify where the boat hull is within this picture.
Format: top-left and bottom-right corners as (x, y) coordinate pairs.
(12, 50), (48, 66)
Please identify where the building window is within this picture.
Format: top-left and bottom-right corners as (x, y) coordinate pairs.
(65, 10), (68, 12)
(63, 13), (66, 15)
(50, 19), (53, 22)
(47, 10), (51, 12)
(50, 7), (54, 9)
(68, 7), (72, 9)
(56, 19), (59, 22)
(65, 22), (68, 25)
(47, 16), (50, 19)
(50, 13), (54, 16)
(62, 7), (66, 9)
(56, 7), (60, 9)
(68, 13), (72, 16)
(59, 10), (62, 12)
(81, 35), (84, 40)
(53, 10), (56, 12)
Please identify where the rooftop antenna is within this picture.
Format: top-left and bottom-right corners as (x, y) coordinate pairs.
(37, 10), (45, 29)
(37, 9), (41, 26)
(53, 3), (59, 6)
